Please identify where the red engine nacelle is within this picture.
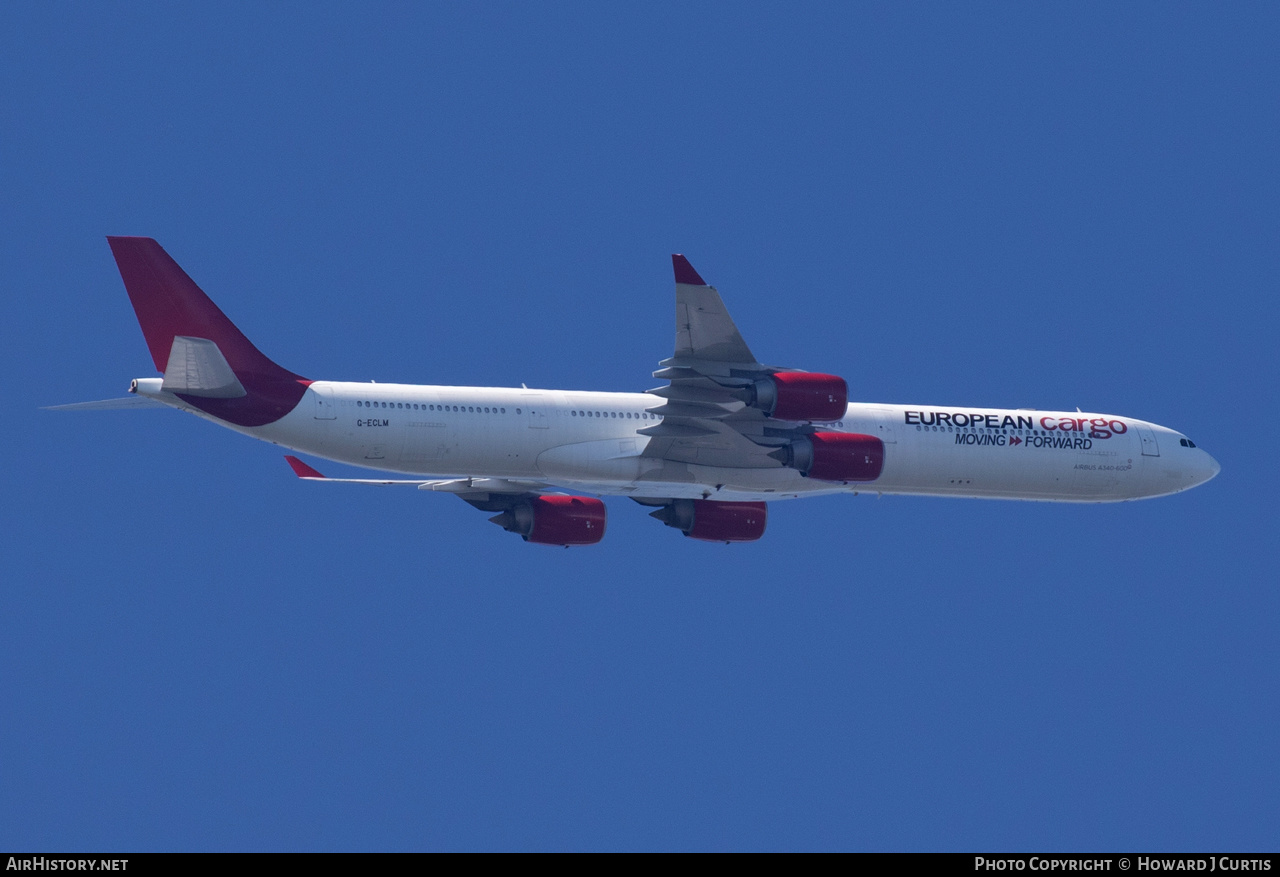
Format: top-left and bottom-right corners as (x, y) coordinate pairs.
(489, 495), (607, 546)
(649, 499), (768, 543)
(748, 372), (848, 422)
(771, 432), (884, 482)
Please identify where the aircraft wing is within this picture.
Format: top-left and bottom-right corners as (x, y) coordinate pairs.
(286, 454), (551, 495)
(283, 455), (607, 543)
(669, 255), (757, 364)
(639, 256), (797, 469)
(284, 455), (609, 542)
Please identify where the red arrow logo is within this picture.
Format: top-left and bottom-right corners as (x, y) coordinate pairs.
(1009, 436), (1023, 446)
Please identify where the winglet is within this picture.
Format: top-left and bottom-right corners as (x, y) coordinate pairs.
(285, 455), (326, 479)
(672, 254), (707, 286)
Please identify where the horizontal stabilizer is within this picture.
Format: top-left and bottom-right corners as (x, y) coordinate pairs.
(162, 336), (246, 398)
(43, 396), (168, 411)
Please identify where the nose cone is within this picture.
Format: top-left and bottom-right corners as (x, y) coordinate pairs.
(1193, 450), (1221, 488)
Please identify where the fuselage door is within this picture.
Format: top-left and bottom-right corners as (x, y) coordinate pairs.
(524, 395), (549, 429)
(1137, 424), (1160, 456)
(313, 384), (336, 420)
(868, 408), (898, 443)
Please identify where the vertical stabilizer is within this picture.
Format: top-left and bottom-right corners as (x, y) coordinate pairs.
(107, 236), (310, 426)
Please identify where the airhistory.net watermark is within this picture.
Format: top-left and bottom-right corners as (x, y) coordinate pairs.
(5, 860), (128, 871)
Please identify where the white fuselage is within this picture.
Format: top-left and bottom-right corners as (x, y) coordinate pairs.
(135, 379), (1221, 503)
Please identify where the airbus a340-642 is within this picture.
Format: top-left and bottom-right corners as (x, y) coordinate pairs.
(53, 237), (1219, 545)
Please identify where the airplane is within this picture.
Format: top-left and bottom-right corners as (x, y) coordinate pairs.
(51, 237), (1220, 545)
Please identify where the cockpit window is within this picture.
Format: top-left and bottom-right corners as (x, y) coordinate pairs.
(1179, 438), (1198, 448)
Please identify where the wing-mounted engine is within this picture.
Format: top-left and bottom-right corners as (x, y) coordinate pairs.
(435, 479), (608, 546)
(485, 495), (607, 546)
(741, 372), (847, 422)
(768, 432), (884, 482)
(648, 498), (767, 543)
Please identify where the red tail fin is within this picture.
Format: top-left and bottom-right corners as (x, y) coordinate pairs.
(107, 237), (310, 427)
(107, 236), (303, 380)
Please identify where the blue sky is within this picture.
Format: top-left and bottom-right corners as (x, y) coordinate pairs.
(2, 3), (1277, 851)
